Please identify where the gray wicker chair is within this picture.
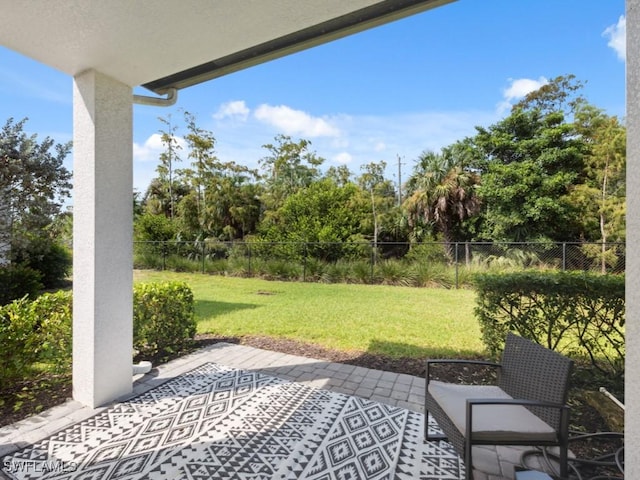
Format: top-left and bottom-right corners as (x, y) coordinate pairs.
(425, 333), (573, 480)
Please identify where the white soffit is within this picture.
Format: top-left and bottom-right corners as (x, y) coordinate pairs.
(1, 0), (454, 93)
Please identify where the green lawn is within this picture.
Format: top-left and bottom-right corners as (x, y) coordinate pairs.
(134, 270), (485, 359)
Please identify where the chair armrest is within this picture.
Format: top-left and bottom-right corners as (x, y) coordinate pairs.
(465, 398), (571, 439)
(466, 398), (568, 410)
(426, 359), (501, 384)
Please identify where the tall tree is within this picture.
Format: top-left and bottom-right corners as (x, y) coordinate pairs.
(358, 161), (395, 259)
(572, 104), (626, 271)
(514, 74), (586, 117)
(203, 162), (262, 240)
(156, 114), (182, 219)
(259, 178), (367, 261)
(0, 118), (72, 281)
(259, 135), (324, 211)
(470, 104), (586, 242)
(178, 111), (219, 238)
(325, 165), (353, 187)
(403, 149), (480, 259)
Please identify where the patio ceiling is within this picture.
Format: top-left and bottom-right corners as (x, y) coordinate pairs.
(1, 0), (453, 94)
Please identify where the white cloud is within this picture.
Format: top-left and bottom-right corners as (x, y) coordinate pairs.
(305, 109), (497, 178)
(213, 100), (250, 121)
(156, 101), (497, 187)
(334, 152), (353, 164)
(133, 133), (185, 163)
(373, 141), (386, 152)
(254, 104), (341, 137)
(132, 133), (187, 194)
(133, 133), (164, 162)
(603, 15), (626, 62)
(497, 77), (548, 114)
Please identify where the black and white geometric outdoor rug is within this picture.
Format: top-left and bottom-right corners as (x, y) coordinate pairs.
(2, 363), (463, 479)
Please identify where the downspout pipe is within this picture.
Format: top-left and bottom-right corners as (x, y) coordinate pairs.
(133, 87), (178, 106)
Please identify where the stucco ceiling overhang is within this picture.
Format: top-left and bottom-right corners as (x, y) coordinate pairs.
(1, 0), (453, 94)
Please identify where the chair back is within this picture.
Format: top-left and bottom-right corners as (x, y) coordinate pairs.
(498, 333), (573, 430)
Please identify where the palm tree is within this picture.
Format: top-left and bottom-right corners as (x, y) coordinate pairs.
(403, 149), (481, 260)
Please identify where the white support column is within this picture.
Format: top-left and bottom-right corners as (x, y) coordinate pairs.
(72, 70), (133, 408)
(627, 0), (639, 476)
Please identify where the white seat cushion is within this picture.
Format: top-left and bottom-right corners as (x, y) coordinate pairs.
(428, 381), (557, 443)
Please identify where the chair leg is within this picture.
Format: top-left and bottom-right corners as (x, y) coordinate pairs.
(559, 443), (568, 480)
(425, 408), (429, 441)
(464, 439), (473, 480)
(423, 411), (446, 442)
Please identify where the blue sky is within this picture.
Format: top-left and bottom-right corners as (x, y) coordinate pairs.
(0, 0), (626, 198)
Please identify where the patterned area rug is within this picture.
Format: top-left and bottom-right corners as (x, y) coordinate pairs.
(2, 363), (463, 479)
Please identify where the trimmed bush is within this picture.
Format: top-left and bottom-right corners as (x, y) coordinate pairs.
(0, 291), (72, 382)
(0, 282), (197, 388)
(133, 281), (196, 354)
(474, 271), (625, 389)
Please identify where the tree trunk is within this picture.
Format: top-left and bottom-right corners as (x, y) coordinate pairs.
(441, 222), (455, 263)
(600, 154), (610, 274)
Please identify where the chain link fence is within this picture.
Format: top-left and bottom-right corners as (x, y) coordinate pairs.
(134, 240), (625, 287)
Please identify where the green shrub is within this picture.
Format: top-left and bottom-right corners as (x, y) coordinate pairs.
(0, 264), (43, 305)
(133, 281), (196, 354)
(404, 242), (449, 265)
(0, 283), (197, 387)
(408, 262), (451, 288)
(349, 260), (372, 284)
(29, 242), (72, 288)
(12, 236), (72, 289)
(165, 254), (200, 272)
(376, 260), (408, 285)
(474, 271), (625, 389)
(321, 261), (351, 283)
(262, 259), (301, 280)
(302, 257), (326, 282)
(29, 291), (72, 372)
(133, 251), (165, 270)
(0, 291), (72, 382)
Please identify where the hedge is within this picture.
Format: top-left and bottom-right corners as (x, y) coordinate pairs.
(0, 290), (72, 383)
(474, 271), (625, 389)
(133, 281), (196, 354)
(0, 281), (196, 385)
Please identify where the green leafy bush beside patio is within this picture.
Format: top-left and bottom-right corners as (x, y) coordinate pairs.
(474, 271), (625, 389)
(133, 281), (196, 355)
(0, 282), (196, 386)
(0, 290), (72, 383)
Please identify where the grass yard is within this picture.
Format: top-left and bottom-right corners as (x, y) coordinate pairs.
(134, 270), (484, 359)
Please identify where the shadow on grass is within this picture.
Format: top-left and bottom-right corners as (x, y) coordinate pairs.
(364, 339), (485, 360)
(183, 334), (489, 380)
(195, 299), (259, 318)
(335, 339), (489, 379)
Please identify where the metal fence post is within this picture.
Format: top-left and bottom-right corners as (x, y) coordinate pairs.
(562, 242), (566, 271)
(455, 242), (459, 289)
(201, 240), (205, 273)
(247, 242), (252, 276)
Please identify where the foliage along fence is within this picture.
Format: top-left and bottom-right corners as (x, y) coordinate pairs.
(134, 240), (625, 287)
